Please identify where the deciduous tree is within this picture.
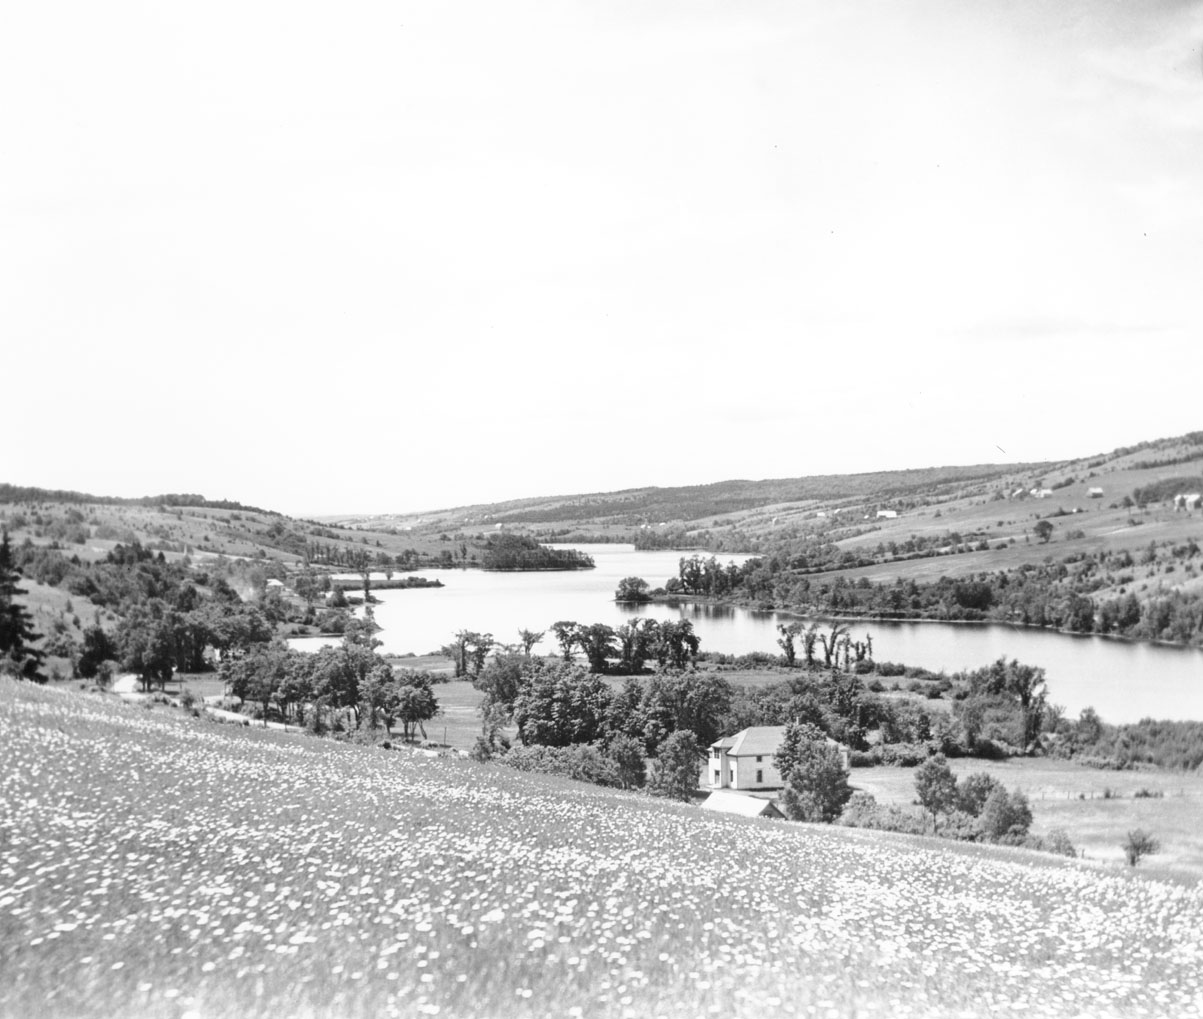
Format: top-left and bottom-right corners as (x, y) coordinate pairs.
(914, 753), (958, 821)
(777, 735), (852, 823)
(647, 730), (701, 801)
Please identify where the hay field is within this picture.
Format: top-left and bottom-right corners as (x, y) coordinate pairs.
(3, 679), (1203, 1018)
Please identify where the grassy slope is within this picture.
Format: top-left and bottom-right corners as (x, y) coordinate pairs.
(4, 680), (1203, 1019)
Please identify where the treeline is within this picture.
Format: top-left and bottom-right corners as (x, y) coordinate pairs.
(685, 540), (1203, 646)
(1132, 475), (1203, 505)
(0, 484), (273, 515)
(220, 632), (440, 738)
(480, 534), (594, 571)
(1048, 710), (1203, 771)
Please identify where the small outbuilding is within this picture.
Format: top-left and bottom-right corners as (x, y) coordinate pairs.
(700, 791), (785, 819)
(1088, 487), (1104, 498)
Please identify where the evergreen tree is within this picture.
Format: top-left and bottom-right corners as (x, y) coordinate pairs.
(0, 530), (45, 682)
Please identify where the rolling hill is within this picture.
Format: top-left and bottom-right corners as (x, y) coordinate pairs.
(3, 677), (1202, 1019)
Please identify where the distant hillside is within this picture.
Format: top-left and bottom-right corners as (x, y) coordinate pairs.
(470, 463), (1052, 526)
(0, 483), (275, 516)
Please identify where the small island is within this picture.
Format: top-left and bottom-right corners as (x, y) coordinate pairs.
(480, 533), (595, 571)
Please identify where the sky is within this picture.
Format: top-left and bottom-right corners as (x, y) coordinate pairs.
(3, 0), (1201, 516)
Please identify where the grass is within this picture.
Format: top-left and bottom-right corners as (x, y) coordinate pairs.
(851, 757), (1203, 878)
(4, 678), (1203, 1019)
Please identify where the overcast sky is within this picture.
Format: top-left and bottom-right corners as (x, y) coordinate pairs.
(3, 0), (1200, 516)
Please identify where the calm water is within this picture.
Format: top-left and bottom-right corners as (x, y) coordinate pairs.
(293, 544), (1203, 723)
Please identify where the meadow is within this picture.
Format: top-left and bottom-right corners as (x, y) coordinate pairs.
(851, 757), (1203, 879)
(4, 679), (1203, 1019)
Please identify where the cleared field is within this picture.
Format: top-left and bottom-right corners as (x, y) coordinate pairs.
(851, 757), (1203, 878)
(3, 678), (1203, 1019)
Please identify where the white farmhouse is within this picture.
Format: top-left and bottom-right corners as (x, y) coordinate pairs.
(876, 509), (898, 519)
(707, 726), (849, 791)
(1087, 487), (1104, 498)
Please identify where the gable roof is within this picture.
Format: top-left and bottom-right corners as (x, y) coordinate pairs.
(719, 726), (788, 758)
(710, 726), (849, 760)
(700, 791), (784, 818)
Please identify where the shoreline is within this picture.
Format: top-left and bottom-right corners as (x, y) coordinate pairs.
(647, 594), (1203, 653)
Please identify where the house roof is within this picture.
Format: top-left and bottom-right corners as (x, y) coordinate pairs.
(710, 726), (849, 760)
(717, 726), (788, 758)
(700, 791), (784, 818)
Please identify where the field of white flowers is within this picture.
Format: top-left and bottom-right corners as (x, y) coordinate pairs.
(3, 678), (1202, 1019)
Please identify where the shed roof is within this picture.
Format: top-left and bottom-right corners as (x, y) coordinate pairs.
(700, 791), (784, 818)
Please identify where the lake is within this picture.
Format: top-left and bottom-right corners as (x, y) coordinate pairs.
(294, 544), (1203, 723)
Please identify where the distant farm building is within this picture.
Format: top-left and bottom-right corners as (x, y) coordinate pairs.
(1175, 493), (1202, 511)
(876, 509), (898, 519)
(1088, 487), (1104, 498)
(699, 791), (784, 819)
(1031, 488), (1055, 499)
(708, 726), (849, 791)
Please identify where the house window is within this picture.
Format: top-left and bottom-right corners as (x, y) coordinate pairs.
(756, 769), (763, 784)
(756, 755), (763, 763)
(729, 768), (735, 784)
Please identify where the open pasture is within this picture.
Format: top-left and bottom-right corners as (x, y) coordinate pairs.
(4, 679), (1203, 1019)
(851, 757), (1203, 878)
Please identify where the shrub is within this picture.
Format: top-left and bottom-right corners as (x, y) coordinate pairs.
(979, 788), (1033, 841)
(499, 744), (620, 787)
(876, 743), (930, 767)
(1123, 829), (1159, 867)
(1039, 829), (1077, 858)
(957, 772), (1004, 816)
(838, 793), (927, 835)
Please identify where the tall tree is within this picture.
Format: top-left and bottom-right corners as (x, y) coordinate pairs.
(653, 619), (699, 669)
(516, 628), (544, 657)
(776, 622), (802, 667)
(647, 730), (701, 801)
(577, 623), (617, 673)
(0, 530), (44, 681)
(914, 753), (958, 823)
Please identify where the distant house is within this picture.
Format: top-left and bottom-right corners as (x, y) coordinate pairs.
(707, 726), (849, 791)
(700, 791), (785, 819)
(1175, 493), (1202, 511)
(1031, 488), (1054, 499)
(876, 509), (898, 519)
(1088, 487), (1104, 498)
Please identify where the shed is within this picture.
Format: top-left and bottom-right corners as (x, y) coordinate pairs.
(700, 791), (785, 819)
